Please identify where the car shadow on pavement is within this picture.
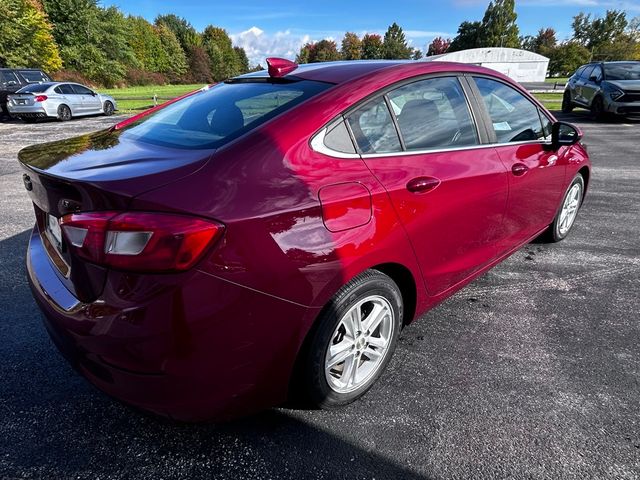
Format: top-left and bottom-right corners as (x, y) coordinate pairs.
(0, 229), (430, 480)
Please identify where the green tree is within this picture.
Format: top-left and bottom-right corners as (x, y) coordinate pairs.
(0, 0), (62, 72)
(202, 26), (239, 81)
(449, 21), (484, 52)
(233, 46), (250, 74)
(295, 43), (313, 64)
(411, 49), (423, 60)
(383, 22), (412, 59)
(362, 33), (384, 59)
(547, 42), (591, 76)
(43, 0), (136, 85)
(341, 32), (362, 60)
(157, 23), (188, 81)
(155, 14), (201, 52)
(571, 10), (636, 60)
(312, 40), (341, 62)
(128, 16), (164, 72)
(481, 0), (520, 48)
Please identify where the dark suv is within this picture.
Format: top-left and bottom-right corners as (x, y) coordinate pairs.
(0, 68), (52, 120)
(562, 61), (640, 119)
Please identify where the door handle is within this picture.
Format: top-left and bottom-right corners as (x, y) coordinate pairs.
(511, 163), (528, 177)
(545, 155), (558, 166)
(406, 176), (441, 194)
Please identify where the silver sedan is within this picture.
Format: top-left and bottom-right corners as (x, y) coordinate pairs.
(7, 82), (117, 122)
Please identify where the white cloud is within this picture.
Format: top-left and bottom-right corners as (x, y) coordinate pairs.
(230, 27), (311, 67)
(231, 26), (456, 66)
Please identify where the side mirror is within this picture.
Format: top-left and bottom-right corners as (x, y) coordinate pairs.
(589, 75), (600, 83)
(91, 91), (97, 96)
(6, 80), (17, 87)
(545, 121), (582, 151)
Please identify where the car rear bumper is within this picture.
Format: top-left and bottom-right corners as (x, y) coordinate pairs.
(26, 225), (317, 421)
(7, 104), (54, 118)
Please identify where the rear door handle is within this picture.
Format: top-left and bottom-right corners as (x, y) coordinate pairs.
(406, 176), (441, 194)
(511, 163), (528, 176)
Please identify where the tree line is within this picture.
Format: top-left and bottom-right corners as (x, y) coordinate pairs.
(296, 0), (640, 77)
(0, 0), (252, 87)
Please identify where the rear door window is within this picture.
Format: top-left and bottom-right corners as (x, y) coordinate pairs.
(347, 97), (402, 154)
(18, 70), (50, 83)
(71, 84), (94, 95)
(386, 76), (478, 150)
(473, 77), (545, 143)
(121, 80), (331, 150)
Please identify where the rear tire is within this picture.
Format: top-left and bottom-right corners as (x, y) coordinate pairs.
(298, 270), (403, 409)
(103, 101), (114, 116)
(540, 174), (585, 243)
(561, 91), (574, 113)
(57, 104), (71, 122)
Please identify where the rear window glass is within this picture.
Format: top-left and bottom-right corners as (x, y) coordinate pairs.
(19, 70), (50, 83)
(17, 83), (52, 93)
(121, 80), (331, 150)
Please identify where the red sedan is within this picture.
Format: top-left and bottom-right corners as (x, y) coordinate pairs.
(20, 58), (590, 421)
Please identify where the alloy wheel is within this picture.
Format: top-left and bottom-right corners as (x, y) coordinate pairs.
(324, 295), (394, 394)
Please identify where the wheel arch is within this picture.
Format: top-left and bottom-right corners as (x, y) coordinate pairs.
(578, 166), (590, 199)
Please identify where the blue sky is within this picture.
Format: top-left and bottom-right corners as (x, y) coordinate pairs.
(103, 0), (640, 66)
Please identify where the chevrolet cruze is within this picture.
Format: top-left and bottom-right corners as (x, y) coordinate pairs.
(20, 58), (590, 421)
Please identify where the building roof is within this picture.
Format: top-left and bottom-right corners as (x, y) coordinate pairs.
(426, 47), (549, 64)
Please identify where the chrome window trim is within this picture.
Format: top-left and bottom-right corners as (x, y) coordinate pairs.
(311, 134), (552, 159)
(310, 127), (361, 159)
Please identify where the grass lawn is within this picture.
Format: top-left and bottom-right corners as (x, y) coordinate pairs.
(533, 92), (563, 111)
(100, 84), (206, 112)
(545, 77), (569, 84)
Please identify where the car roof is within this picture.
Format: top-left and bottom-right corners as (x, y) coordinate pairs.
(237, 60), (503, 85)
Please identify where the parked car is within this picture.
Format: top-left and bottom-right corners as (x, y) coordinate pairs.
(0, 68), (52, 120)
(7, 81), (117, 122)
(562, 61), (640, 118)
(19, 58), (590, 421)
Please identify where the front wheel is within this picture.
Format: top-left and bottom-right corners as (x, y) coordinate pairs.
(299, 270), (403, 408)
(561, 91), (574, 113)
(590, 96), (605, 120)
(103, 101), (114, 116)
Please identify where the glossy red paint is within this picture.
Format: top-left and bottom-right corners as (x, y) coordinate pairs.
(20, 60), (591, 421)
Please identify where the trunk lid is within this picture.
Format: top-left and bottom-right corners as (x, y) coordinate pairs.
(9, 93), (38, 106)
(19, 129), (214, 302)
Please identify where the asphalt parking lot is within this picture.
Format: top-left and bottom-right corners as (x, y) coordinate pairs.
(0, 111), (639, 479)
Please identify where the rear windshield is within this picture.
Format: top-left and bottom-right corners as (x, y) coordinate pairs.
(17, 83), (52, 93)
(120, 80), (331, 150)
(604, 63), (640, 81)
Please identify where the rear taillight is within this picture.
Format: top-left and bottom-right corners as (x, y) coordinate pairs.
(34, 95), (48, 102)
(60, 211), (224, 272)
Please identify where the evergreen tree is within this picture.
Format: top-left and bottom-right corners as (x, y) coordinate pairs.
(362, 34), (384, 59)
(383, 22), (412, 59)
(155, 14), (201, 52)
(481, 0), (520, 48)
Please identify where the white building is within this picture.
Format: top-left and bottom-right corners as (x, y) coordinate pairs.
(426, 47), (549, 83)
